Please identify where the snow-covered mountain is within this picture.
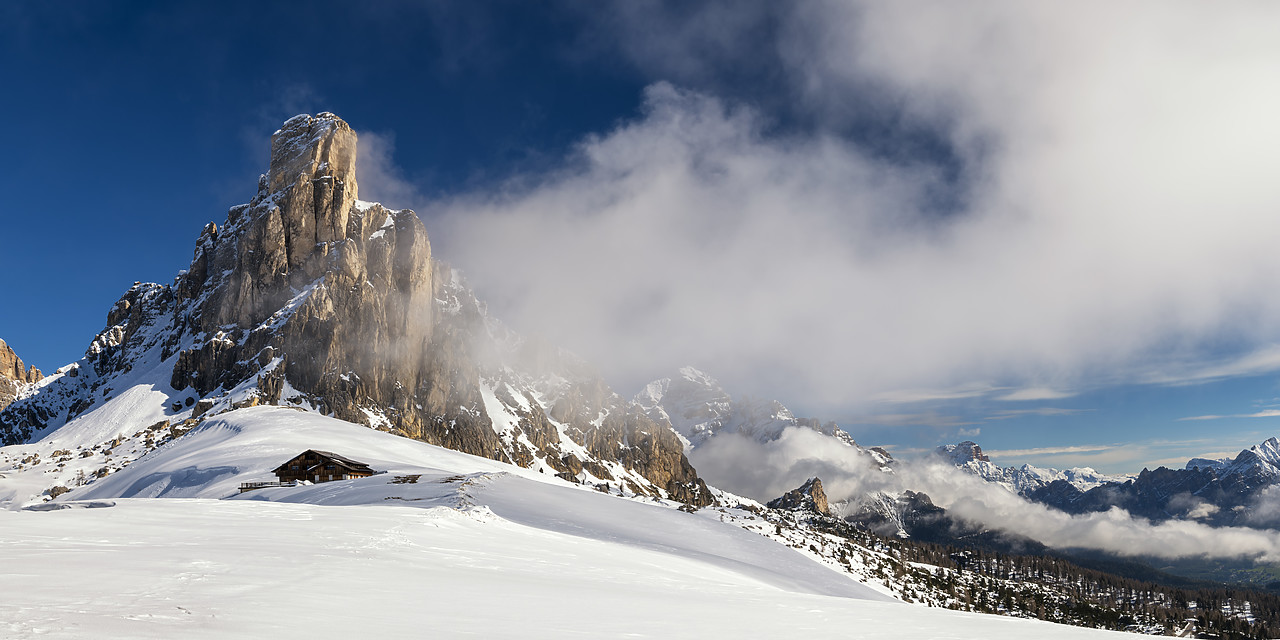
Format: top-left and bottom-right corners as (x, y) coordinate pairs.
(937, 437), (1280, 528)
(1187, 437), (1280, 480)
(1021, 436), (1280, 527)
(937, 440), (1129, 495)
(0, 112), (1260, 639)
(0, 113), (708, 507)
(635, 366), (891, 463)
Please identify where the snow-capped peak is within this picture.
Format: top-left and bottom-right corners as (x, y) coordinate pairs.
(937, 440), (1128, 495)
(1186, 435), (1280, 479)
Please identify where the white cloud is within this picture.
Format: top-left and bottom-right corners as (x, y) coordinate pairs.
(687, 427), (1280, 561)
(355, 130), (425, 212)
(869, 385), (1002, 405)
(995, 387), (1075, 402)
(846, 411), (979, 428)
(422, 2), (1280, 411)
(906, 459), (1280, 562)
(986, 407), (1089, 420)
(985, 444), (1115, 458)
(1179, 409), (1280, 421)
(1142, 345), (1280, 387)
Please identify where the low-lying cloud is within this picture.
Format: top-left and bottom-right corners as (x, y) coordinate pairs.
(402, 1), (1280, 413)
(699, 426), (1280, 562)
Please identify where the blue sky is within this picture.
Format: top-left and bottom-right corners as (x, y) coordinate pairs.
(4, 2), (1280, 474)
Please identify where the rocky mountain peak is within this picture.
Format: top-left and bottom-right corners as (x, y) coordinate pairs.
(0, 112), (711, 506)
(0, 338), (42, 411)
(0, 339), (41, 385)
(767, 477), (830, 516)
(937, 440), (990, 464)
(266, 112), (358, 199)
(676, 366), (717, 387)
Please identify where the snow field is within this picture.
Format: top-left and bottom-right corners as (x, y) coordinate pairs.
(1, 498), (1135, 639)
(0, 406), (1139, 638)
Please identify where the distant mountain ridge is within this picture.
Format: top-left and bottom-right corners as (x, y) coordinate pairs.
(939, 437), (1280, 527)
(1187, 437), (1280, 479)
(936, 440), (1128, 495)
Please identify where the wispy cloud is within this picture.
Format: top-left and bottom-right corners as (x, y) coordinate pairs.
(986, 407), (1091, 420)
(1179, 409), (1280, 421)
(432, 2), (1280, 410)
(846, 411), (980, 428)
(1143, 345), (1280, 388)
(985, 444), (1115, 458)
(869, 385), (1002, 405)
(995, 387), (1076, 402)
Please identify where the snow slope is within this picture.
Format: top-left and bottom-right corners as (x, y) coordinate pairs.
(0, 407), (1136, 638)
(0, 499), (1132, 640)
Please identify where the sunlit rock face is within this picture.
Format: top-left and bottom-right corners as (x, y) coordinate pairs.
(0, 338), (41, 412)
(0, 113), (710, 506)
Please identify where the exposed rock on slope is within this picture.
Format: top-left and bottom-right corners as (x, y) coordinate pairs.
(767, 477), (830, 515)
(0, 113), (709, 505)
(0, 338), (42, 411)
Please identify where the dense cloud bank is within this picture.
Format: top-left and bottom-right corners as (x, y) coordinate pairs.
(695, 426), (1280, 562)
(384, 2), (1280, 411)
(349, 1), (1280, 562)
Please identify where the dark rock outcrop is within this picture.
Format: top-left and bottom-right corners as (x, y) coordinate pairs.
(768, 477), (830, 515)
(845, 490), (1048, 555)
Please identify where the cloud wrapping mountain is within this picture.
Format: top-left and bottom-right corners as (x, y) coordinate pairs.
(418, 1), (1280, 411)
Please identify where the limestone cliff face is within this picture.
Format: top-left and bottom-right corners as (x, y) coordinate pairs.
(0, 113), (710, 505)
(165, 113), (449, 445)
(0, 338), (42, 411)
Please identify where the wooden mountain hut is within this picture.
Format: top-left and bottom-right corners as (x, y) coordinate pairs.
(273, 450), (376, 484)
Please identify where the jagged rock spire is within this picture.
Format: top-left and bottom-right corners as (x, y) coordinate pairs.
(0, 338), (42, 412)
(768, 477), (830, 516)
(0, 338), (41, 385)
(267, 112), (358, 199)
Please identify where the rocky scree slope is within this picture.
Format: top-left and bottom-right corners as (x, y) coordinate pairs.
(0, 338), (41, 411)
(0, 113), (709, 505)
